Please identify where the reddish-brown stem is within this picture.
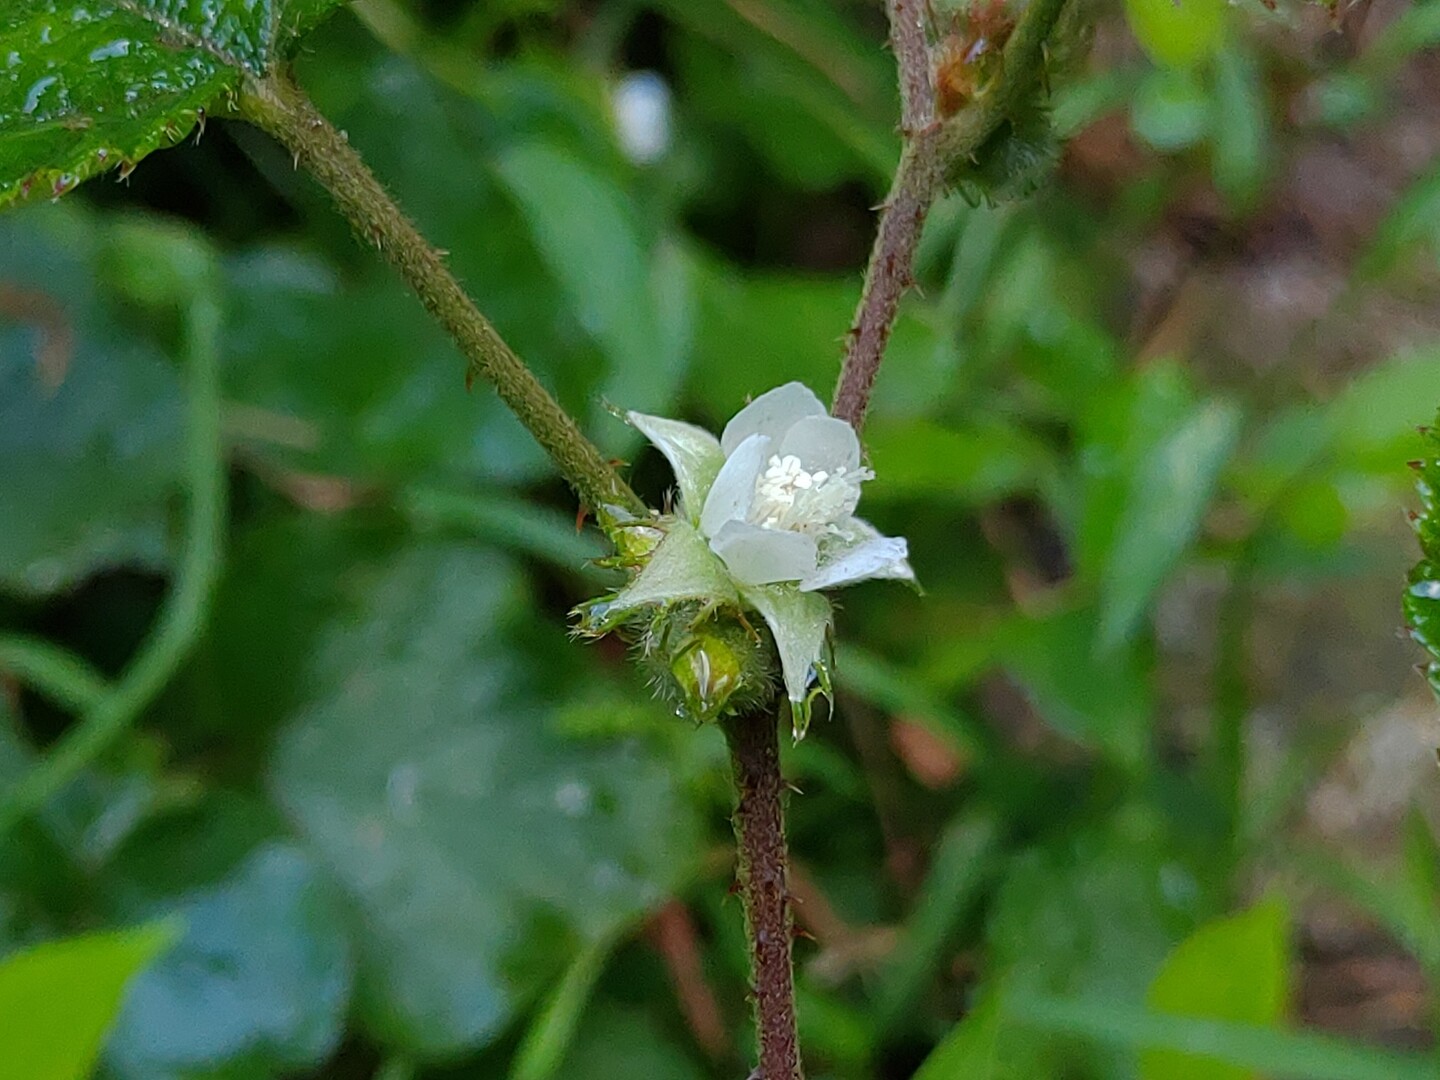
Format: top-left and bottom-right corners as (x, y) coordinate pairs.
(722, 710), (802, 1080)
(887, 0), (935, 136)
(832, 137), (942, 430)
(832, 0), (1071, 431)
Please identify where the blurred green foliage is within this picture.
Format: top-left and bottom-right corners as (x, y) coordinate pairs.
(3, 0), (1440, 1077)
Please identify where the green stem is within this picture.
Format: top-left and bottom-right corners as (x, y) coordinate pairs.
(0, 293), (227, 836)
(510, 933), (616, 1080)
(236, 73), (645, 520)
(1214, 550), (1254, 877)
(832, 0), (1071, 429)
(0, 636), (110, 714)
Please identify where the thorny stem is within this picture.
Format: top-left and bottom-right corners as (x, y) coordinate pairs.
(832, 0), (1071, 430)
(887, 0), (936, 136)
(722, 710), (802, 1080)
(237, 72), (646, 520)
(832, 137), (943, 430)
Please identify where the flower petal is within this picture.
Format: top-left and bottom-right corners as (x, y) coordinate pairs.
(778, 414), (861, 474)
(710, 520), (819, 586)
(800, 520), (915, 591)
(700, 432), (769, 538)
(610, 519), (738, 615)
(720, 382), (827, 456)
(627, 411), (725, 523)
(739, 583), (832, 707)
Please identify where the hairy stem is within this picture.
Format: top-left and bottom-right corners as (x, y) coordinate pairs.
(0, 292), (226, 836)
(887, 0), (935, 136)
(237, 73), (645, 519)
(833, 137), (943, 429)
(722, 710), (802, 1080)
(832, 0), (1071, 429)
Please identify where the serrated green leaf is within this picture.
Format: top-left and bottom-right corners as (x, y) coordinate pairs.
(0, 0), (346, 205)
(0, 923), (176, 1080)
(1141, 898), (1290, 1080)
(1406, 412), (1440, 695)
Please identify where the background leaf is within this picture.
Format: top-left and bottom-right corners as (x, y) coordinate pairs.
(105, 842), (353, 1079)
(1141, 898), (1291, 1080)
(0, 206), (183, 596)
(260, 529), (701, 1054)
(0, 924), (175, 1080)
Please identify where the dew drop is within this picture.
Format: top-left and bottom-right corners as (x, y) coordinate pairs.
(554, 779), (592, 817)
(88, 39), (130, 62)
(1411, 579), (1440, 601)
(22, 74), (56, 115)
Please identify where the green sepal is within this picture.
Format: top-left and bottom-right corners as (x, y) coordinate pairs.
(949, 98), (1061, 207)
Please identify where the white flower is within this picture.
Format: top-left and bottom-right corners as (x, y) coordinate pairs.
(618, 382), (915, 723)
(611, 71), (672, 165)
(631, 382), (913, 590)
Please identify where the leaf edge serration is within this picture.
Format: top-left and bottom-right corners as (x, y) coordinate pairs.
(1405, 415), (1440, 697)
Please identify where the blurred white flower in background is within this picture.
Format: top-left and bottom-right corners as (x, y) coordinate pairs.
(611, 71), (672, 166)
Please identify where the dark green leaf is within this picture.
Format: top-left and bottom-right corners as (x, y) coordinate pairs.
(257, 530), (701, 1054)
(492, 140), (693, 444)
(222, 248), (548, 486)
(662, 0), (896, 187)
(912, 994), (1010, 1080)
(0, 0), (346, 205)
(105, 843), (353, 1079)
(554, 1001), (705, 1080)
(1097, 397), (1240, 650)
(0, 205), (183, 596)
(986, 815), (1195, 1074)
(865, 417), (1054, 506)
(1210, 46), (1269, 212)
(1002, 606), (1154, 765)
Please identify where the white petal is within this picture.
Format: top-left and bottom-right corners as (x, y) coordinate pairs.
(627, 411), (725, 523)
(610, 520), (738, 614)
(720, 382), (827, 456)
(740, 584), (832, 705)
(710, 520), (819, 586)
(778, 414), (861, 473)
(800, 522), (915, 591)
(699, 432), (769, 538)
